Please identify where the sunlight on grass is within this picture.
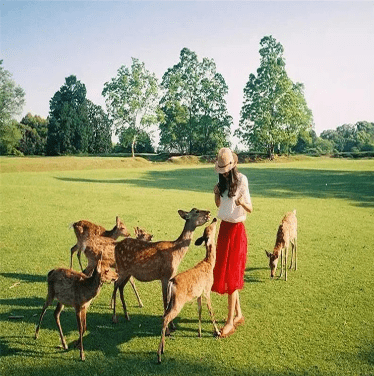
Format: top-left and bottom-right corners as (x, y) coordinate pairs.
(0, 156), (373, 376)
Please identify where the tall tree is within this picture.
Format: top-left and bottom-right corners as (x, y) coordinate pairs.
(86, 100), (112, 154)
(236, 36), (313, 159)
(19, 113), (48, 155)
(0, 60), (25, 155)
(159, 48), (231, 154)
(47, 75), (88, 155)
(102, 58), (159, 157)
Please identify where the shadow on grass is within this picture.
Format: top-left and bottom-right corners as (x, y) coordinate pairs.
(244, 267), (268, 283)
(0, 272), (46, 283)
(55, 167), (374, 207)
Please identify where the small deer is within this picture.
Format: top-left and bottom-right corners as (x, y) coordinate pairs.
(134, 226), (153, 242)
(157, 218), (220, 364)
(34, 257), (117, 361)
(112, 208), (211, 324)
(265, 210), (297, 281)
(77, 234), (144, 309)
(70, 217), (130, 270)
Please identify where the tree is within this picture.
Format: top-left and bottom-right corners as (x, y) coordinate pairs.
(0, 60), (25, 155)
(236, 36), (313, 159)
(102, 58), (159, 157)
(116, 127), (154, 153)
(18, 113), (48, 155)
(86, 100), (112, 154)
(47, 75), (89, 155)
(159, 48), (231, 154)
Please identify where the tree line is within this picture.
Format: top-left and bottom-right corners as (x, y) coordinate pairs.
(1, 36), (373, 158)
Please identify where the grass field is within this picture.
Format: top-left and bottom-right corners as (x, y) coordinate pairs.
(1, 155), (373, 376)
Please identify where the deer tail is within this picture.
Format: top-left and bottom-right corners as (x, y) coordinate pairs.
(165, 279), (176, 316)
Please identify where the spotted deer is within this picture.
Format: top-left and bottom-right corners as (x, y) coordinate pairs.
(76, 233), (145, 309)
(34, 257), (117, 361)
(70, 217), (130, 270)
(265, 210), (297, 281)
(157, 218), (220, 363)
(112, 208), (211, 324)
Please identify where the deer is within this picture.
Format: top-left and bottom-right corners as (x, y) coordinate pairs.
(157, 218), (220, 364)
(112, 208), (211, 325)
(265, 210), (297, 281)
(76, 229), (153, 309)
(134, 226), (153, 242)
(70, 216), (130, 270)
(71, 218), (153, 308)
(34, 256), (117, 361)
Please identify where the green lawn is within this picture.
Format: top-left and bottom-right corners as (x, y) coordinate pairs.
(1, 156), (373, 375)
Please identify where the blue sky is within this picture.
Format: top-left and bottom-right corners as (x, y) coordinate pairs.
(1, 1), (373, 146)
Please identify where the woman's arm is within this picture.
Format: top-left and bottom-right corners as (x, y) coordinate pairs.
(235, 195), (253, 213)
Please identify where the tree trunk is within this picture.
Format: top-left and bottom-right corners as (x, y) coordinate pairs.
(268, 143), (275, 160)
(131, 134), (137, 158)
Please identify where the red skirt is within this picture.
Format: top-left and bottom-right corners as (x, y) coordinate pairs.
(212, 221), (248, 295)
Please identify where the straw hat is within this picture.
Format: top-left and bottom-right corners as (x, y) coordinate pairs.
(215, 148), (238, 174)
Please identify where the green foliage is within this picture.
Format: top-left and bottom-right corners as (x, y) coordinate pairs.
(86, 100), (113, 154)
(18, 113), (48, 155)
(0, 60), (25, 125)
(236, 36), (313, 158)
(116, 127), (154, 153)
(159, 48), (231, 154)
(47, 75), (89, 155)
(320, 121), (374, 154)
(0, 60), (26, 155)
(102, 58), (159, 157)
(0, 119), (22, 155)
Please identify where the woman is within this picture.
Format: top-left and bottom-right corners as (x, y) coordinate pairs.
(212, 148), (253, 338)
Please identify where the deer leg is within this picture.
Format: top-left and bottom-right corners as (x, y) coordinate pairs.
(75, 307), (85, 361)
(112, 280), (119, 323)
(294, 238), (298, 271)
(35, 292), (54, 339)
(157, 304), (181, 364)
(70, 244), (78, 269)
(197, 296), (202, 338)
(206, 293), (220, 337)
(119, 276), (131, 321)
(285, 246), (288, 281)
(129, 276), (143, 308)
(77, 249), (84, 272)
(279, 248), (284, 279)
(54, 302), (68, 350)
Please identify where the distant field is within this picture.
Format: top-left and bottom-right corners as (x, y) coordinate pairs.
(1, 156), (373, 376)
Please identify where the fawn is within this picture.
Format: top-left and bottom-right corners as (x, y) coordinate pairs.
(112, 208), (211, 324)
(157, 218), (220, 363)
(70, 217), (130, 270)
(35, 257), (117, 361)
(265, 210), (297, 281)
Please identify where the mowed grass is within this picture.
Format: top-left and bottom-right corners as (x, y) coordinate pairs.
(0, 156), (373, 376)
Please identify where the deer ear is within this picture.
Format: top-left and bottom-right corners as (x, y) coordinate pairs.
(195, 236), (205, 246)
(178, 210), (188, 219)
(265, 250), (271, 258)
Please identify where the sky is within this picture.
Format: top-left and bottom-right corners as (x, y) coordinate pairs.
(1, 1), (374, 147)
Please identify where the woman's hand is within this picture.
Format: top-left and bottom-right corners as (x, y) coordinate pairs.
(235, 195), (253, 213)
(235, 195), (243, 207)
(214, 184), (220, 195)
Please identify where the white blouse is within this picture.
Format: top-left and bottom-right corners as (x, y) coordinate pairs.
(217, 173), (251, 223)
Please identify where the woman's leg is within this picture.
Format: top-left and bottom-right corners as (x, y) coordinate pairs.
(221, 290), (238, 336)
(234, 291), (244, 326)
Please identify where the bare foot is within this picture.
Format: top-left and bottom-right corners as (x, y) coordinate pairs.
(233, 315), (245, 327)
(220, 323), (235, 338)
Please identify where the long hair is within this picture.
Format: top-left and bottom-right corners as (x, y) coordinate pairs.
(217, 167), (239, 198)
